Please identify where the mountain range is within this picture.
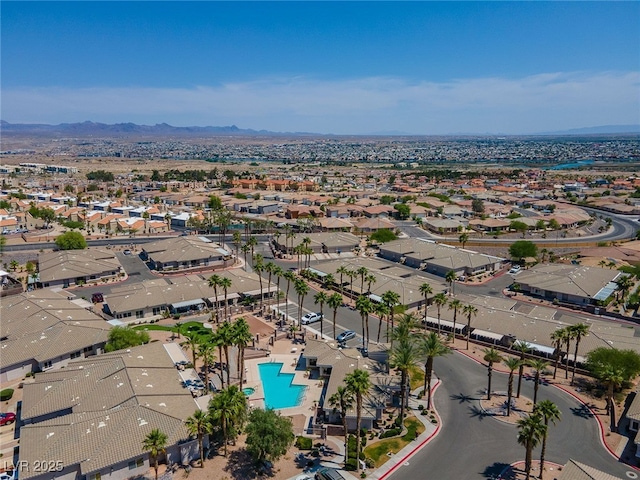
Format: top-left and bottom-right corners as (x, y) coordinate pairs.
(1, 120), (638, 137)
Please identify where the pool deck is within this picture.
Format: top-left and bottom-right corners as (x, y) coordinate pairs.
(243, 341), (321, 429)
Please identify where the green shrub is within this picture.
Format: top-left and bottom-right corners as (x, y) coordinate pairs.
(380, 428), (401, 439)
(345, 458), (358, 471)
(0, 389), (14, 401)
(295, 436), (313, 450)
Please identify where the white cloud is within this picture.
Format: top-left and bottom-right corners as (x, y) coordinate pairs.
(2, 71), (638, 134)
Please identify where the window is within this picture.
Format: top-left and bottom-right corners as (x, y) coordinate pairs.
(70, 351), (82, 359)
(128, 458), (144, 470)
(43, 361), (52, 369)
(137, 458), (144, 468)
(136, 310), (144, 319)
(89, 474), (101, 480)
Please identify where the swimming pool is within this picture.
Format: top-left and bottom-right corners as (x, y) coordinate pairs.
(242, 387), (255, 396)
(258, 362), (306, 409)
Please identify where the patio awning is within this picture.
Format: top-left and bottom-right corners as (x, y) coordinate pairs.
(170, 299), (206, 309)
(524, 342), (555, 356)
(471, 329), (504, 342)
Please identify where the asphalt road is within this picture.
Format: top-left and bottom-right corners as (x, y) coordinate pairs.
(390, 351), (632, 479)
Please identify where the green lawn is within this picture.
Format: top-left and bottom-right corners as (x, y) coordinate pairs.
(132, 321), (214, 340)
(408, 364), (425, 391)
(363, 416), (426, 467)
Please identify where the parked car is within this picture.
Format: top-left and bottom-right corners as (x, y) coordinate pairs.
(301, 312), (323, 325)
(0, 412), (16, 426)
(508, 265), (522, 274)
(315, 468), (345, 480)
(336, 330), (356, 344)
(123, 249), (132, 255)
(91, 292), (104, 303)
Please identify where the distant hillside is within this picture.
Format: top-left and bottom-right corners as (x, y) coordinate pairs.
(0, 120), (316, 136)
(538, 124), (640, 135)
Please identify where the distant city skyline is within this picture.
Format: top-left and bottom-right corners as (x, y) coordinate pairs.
(2, 1), (639, 135)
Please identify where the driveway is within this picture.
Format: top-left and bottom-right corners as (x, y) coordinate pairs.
(389, 351), (633, 479)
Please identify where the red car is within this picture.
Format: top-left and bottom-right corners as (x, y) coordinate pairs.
(0, 412), (16, 426)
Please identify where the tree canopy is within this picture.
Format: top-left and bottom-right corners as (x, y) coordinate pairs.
(394, 203), (411, 219)
(586, 347), (640, 382)
(55, 231), (87, 250)
(105, 326), (150, 352)
(509, 240), (538, 262)
(245, 408), (295, 463)
(370, 228), (398, 243)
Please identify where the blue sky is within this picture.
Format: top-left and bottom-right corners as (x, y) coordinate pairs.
(2, 1), (639, 134)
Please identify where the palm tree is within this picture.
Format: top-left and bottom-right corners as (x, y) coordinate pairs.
(390, 338), (418, 425)
(483, 347), (503, 400)
(528, 359), (550, 405)
(463, 304), (478, 350)
(273, 265), (284, 318)
(142, 428), (168, 480)
(355, 294), (373, 348)
(294, 278), (310, 330)
(253, 255), (265, 309)
(336, 265), (349, 298)
(513, 340), (530, 398)
(549, 329), (567, 380)
(517, 413), (547, 480)
(217, 321), (234, 385)
(232, 230), (242, 264)
(346, 269), (357, 305)
(419, 282), (433, 328)
(458, 232), (469, 249)
(264, 261), (277, 307)
(219, 276), (232, 321)
(247, 236), (258, 259)
(198, 342), (215, 394)
(209, 385), (247, 456)
(432, 292), (448, 334)
(447, 299), (463, 343)
(365, 273), (377, 294)
(324, 273), (335, 290)
(185, 409), (213, 467)
(419, 332), (451, 409)
(328, 386), (354, 468)
(569, 323), (590, 385)
(211, 329), (225, 389)
(233, 317), (253, 387)
(328, 293), (342, 340)
(181, 333), (201, 369)
(615, 275), (633, 301)
(382, 290), (400, 344)
(208, 274), (222, 323)
(240, 243), (250, 268)
(600, 366), (624, 431)
(345, 369), (371, 474)
(533, 400), (561, 479)
(504, 357), (521, 417)
(445, 270), (457, 296)
(375, 301), (390, 344)
(283, 270), (296, 321)
(357, 266), (369, 293)
(314, 290), (328, 339)
(563, 327), (573, 379)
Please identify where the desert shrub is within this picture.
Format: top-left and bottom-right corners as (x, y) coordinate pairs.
(295, 436), (313, 450)
(0, 389), (14, 401)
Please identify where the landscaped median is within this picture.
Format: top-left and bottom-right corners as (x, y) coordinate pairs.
(363, 416), (427, 468)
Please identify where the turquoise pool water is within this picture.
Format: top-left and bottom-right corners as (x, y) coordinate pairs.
(258, 362), (306, 409)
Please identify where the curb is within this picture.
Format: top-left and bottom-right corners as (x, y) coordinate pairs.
(376, 380), (443, 480)
(498, 460), (564, 480)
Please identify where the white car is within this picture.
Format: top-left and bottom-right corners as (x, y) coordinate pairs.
(301, 312), (323, 325)
(508, 265), (522, 274)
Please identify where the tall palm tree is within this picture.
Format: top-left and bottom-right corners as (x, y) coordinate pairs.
(232, 230), (242, 264)
(432, 292), (448, 335)
(346, 269), (357, 305)
(419, 282), (433, 328)
(528, 359), (550, 405)
(549, 329), (567, 380)
(357, 266), (369, 293)
(284, 270), (296, 321)
(513, 340), (530, 398)
(365, 273), (377, 294)
(247, 236), (258, 259)
(264, 261), (277, 307)
(504, 357), (521, 416)
(253, 254), (265, 309)
(185, 409), (213, 467)
(483, 347), (503, 400)
(294, 278), (310, 330)
(382, 290), (400, 344)
(233, 317), (253, 387)
(375, 301), (390, 344)
(219, 276), (232, 321)
(211, 329), (225, 389)
(355, 295), (374, 348)
(314, 290), (328, 339)
(463, 304), (478, 350)
(208, 274), (222, 323)
(458, 232), (469, 249)
(240, 243), (250, 269)
(569, 323), (590, 385)
(563, 328), (573, 380)
(273, 265), (284, 319)
(217, 321), (234, 385)
(445, 270), (457, 296)
(142, 428), (168, 480)
(198, 342), (215, 394)
(390, 338), (418, 425)
(447, 299), (463, 343)
(615, 275), (633, 301)
(336, 265), (349, 298)
(345, 369), (371, 474)
(517, 413), (547, 480)
(534, 400), (561, 479)
(181, 333), (201, 369)
(328, 293), (343, 340)
(328, 386), (355, 468)
(209, 385), (247, 457)
(419, 332), (451, 409)
(324, 273), (335, 291)
(600, 366), (624, 431)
